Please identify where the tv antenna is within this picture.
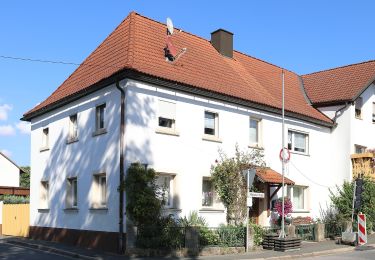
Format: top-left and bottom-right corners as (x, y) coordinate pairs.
(164, 17), (187, 62)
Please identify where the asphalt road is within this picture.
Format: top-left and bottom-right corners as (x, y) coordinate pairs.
(0, 242), (73, 260)
(304, 245), (375, 260)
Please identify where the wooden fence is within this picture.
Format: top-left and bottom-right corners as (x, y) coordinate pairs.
(1, 204), (29, 237)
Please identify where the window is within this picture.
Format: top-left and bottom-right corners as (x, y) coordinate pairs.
(204, 111), (218, 136)
(287, 186), (306, 210)
(372, 102), (375, 123)
(39, 181), (49, 209)
(41, 128), (49, 149)
(66, 177), (78, 208)
(95, 104), (106, 131)
(156, 175), (174, 208)
(91, 174), (107, 208)
(68, 114), (78, 141)
(288, 130), (309, 154)
(355, 97), (363, 119)
(249, 118), (261, 147)
(158, 100), (176, 129)
(202, 179), (214, 207)
(355, 144), (367, 154)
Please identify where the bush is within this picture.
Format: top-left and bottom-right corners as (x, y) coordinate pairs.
(124, 163), (162, 226)
(0, 195), (29, 204)
(136, 216), (185, 249)
(250, 222), (265, 246)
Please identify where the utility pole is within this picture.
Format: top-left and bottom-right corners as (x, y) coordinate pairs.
(280, 70), (286, 239)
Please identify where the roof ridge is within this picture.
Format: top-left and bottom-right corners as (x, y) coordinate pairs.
(303, 59), (375, 76)
(0, 151), (24, 172)
(233, 50), (297, 75)
(133, 12), (299, 76)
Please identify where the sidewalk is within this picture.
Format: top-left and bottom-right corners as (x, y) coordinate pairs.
(2, 234), (375, 260)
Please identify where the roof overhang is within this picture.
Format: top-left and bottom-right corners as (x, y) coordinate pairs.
(22, 69), (334, 128)
(256, 167), (295, 185)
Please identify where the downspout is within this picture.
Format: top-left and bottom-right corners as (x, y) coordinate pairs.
(332, 102), (350, 128)
(116, 80), (125, 254)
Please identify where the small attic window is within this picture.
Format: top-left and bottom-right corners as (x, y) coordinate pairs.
(355, 97), (363, 119)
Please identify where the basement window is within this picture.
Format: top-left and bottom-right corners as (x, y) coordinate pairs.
(355, 144), (367, 154)
(355, 97), (363, 119)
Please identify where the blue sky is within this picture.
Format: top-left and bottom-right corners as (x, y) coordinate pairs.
(1, 1), (374, 166)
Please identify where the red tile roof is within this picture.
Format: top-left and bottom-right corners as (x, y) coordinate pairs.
(256, 168), (294, 185)
(302, 60), (375, 105)
(23, 12), (331, 124)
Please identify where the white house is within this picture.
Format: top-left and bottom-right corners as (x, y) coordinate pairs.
(0, 152), (23, 187)
(22, 12), (374, 252)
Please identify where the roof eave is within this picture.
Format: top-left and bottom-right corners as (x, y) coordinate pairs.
(23, 69), (334, 128)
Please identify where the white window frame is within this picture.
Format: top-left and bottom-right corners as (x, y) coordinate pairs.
(95, 103), (106, 131)
(41, 127), (49, 150)
(204, 111), (219, 137)
(39, 181), (49, 209)
(249, 117), (262, 148)
(288, 130), (309, 155)
(355, 144), (367, 154)
(202, 178), (214, 207)
(98, 175), (107, 207)
(355, 97), (363, 119)
(157, 100), (176, 130)
(287, 185), (307, 211)
(68, 114), (78, 141)
(66, 177), (78, 209)
(156, 174), (174, 208)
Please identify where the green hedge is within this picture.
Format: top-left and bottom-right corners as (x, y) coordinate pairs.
(0, 195), (29, 204)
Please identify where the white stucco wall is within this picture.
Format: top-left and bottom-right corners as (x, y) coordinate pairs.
(124, 80), (346, 226)
(0, 154), (20, 187)
(351, 84), (375, 153)
(30, 84), (121, 232)
(30, 78), (362, 231)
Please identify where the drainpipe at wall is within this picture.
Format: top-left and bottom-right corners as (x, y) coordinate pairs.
(332, 102), (350, 128)
(116, 80), (126, 254)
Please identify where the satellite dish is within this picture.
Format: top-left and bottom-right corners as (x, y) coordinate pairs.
(166, 17), (174, 35)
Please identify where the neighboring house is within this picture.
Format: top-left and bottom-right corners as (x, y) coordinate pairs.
(22, 12), (374, 252)
(0, 152), (24, 187)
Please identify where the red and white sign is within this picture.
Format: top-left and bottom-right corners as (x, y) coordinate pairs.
(358, 213), (367, 245)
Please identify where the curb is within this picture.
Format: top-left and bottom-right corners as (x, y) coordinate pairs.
(248, 246), (358, 260)
(6, 239), (103, 260)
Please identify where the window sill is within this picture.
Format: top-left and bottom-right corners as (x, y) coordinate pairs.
(202, 135), (222, 143)
(199, 208), (225, 213)
(248, 145), (264, 150)
(289, 151), (310, 157)
(89, 207), (108, 211)
(38, 208), (50, 213)
(162, 208), (182, 212)
(66, 138), (79, 144)
(39, 147), (50, 152)
(64, 208), (79, 212)
(292, 209), (310, 213)
(155, 128), (180, 136)
(355, 116), (362, 120)
(92, 128), (107, 137)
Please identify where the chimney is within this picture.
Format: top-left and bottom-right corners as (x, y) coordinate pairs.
(211, 29), (234, 58)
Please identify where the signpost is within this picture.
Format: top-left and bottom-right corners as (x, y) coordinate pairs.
(248, 192), (265, 198)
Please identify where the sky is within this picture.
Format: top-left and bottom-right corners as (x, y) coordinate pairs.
(1, 1), (375, 166)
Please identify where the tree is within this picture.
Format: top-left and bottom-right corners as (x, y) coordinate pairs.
(211, 145), (265, 225)
(330, 179), (375, 231)
(20, 166), (30, 188)
(124, 163), (162, 226)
